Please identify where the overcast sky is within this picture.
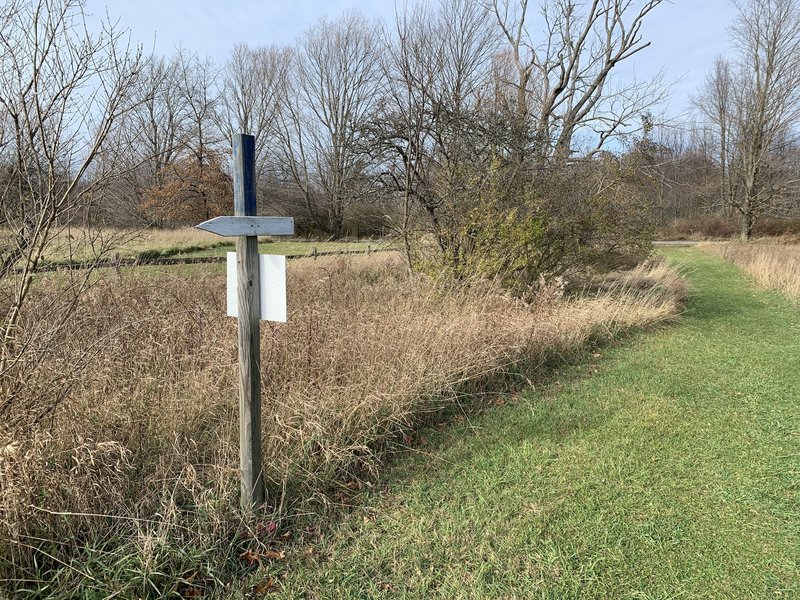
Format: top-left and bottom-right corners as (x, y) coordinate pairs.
(83, 0), (740, 117)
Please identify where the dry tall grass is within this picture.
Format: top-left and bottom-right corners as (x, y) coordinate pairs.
(0, 225), (229, 264)
(0, 254), (686, 596)
(701, 241), (800, 303)
(52, 226), (229, 261)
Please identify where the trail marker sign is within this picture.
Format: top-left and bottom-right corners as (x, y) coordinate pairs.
(196, 216), (294, 237)
(194, 133), (294, 512)
(226, 252), (287, 322)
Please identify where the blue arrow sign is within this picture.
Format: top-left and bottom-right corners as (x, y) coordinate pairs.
(195, 216), (294, 237)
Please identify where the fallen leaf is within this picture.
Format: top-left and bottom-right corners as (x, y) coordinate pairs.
(239, 549), (260, 566)
(263, 549), (286, 561)
(251, 577), (278, 596)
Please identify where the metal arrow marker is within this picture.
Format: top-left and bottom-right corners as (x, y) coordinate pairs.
(196, 215), (295, 237)
(195, 133), (294, 512)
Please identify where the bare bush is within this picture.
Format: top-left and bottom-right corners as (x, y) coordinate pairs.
(695, 0), (800, 239)
(660, 215), (739, 240)
(0, 0), (143, 426)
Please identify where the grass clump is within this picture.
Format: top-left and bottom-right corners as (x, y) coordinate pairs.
(701, 240), (800, 303)
(0, 254), (685, 597)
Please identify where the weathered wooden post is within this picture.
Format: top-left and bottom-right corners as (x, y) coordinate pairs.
(195, 133), (294, 512)
(233, 134), (263, 511)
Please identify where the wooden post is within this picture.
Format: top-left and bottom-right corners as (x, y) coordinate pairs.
(233, 134), (264, 511)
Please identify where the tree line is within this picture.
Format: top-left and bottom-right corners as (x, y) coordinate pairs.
(94, 0), (667, 239)
(2, 0), (800, 293)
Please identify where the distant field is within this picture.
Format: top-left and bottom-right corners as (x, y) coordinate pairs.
(22, 226), (392, 265)
(172, 239), (386, 259)
(35, 226), (225, 262)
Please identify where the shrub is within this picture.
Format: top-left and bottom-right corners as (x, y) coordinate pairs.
(753, 218), (800, 238)
(659, 215), (738, 240)
(418, 157), (656, 297)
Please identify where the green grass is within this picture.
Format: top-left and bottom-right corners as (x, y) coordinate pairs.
(32, 228), (390, 265)
(30, 243), (399, 284)
(172, 240), (387, 259)
(267, 248), (799, 599)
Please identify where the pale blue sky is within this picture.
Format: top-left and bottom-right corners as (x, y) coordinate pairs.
(84, 0), (739, 116)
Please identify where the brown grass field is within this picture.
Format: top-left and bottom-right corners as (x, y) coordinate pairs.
(5, 226), (226, 262)
(0, 252), (686, 595)
(0, 226), (383, 266)
(701, 240), (800, 303)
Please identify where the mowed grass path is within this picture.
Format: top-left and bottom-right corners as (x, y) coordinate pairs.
(274, 249), (799, 599)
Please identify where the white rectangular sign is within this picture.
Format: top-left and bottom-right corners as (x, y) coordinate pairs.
(226, 252), (287, 322)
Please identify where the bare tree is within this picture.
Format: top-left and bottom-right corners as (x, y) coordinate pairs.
(0, 0), (142, 415)
(694, 57), (735, 214)
(278, 11), (383, 237)
(729, 0), (800, 239)
(134, 49), (229, 224)
(175, 49), (224, 170)
(105, 52), (190, 224)
(489, 0), (668, 171)
(694, 0), (800, 239)
(221, 44), (289, 158)
(372, 2), (442, 264)
(425, 0), (498, 248)
(221, 43), (292, 215)
(373, 0), (497, 260)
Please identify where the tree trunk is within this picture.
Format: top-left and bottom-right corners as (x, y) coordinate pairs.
(740, 200), (753, 241)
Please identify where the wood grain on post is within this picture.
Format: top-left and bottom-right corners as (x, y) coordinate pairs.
(233, 134), (264, 511)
